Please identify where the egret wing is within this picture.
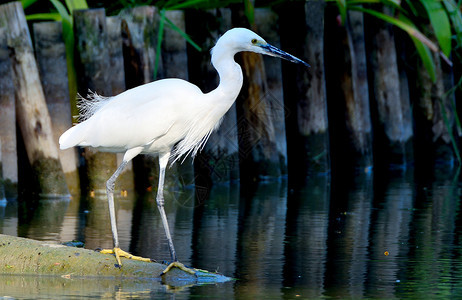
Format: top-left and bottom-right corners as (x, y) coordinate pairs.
(72, 79), (203, 151)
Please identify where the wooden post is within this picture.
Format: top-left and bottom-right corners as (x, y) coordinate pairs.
(185, 8), (239, 187)
(349, 10), (373, 169)
(231, 5), (283, 183)
(324, 6), (373, 172)
(0, 2), (69, 197)
(278, 0), (330, 180)
(120, 6), (162, 88)
(106, 16), (135, 194)
(162, 11), (188, 78)
(33, 22), (80, 196)
(254, 8), (288, 175)
(364, 6), (413, 168)
(74, 9), (120, 195)
(0, 26), (18, 199)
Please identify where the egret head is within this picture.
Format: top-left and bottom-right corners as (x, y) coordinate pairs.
(215, 28), (310, 68)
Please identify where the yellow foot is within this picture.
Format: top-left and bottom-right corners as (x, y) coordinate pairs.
(161, 261), (196, 276)
(99, 247), (153, 267)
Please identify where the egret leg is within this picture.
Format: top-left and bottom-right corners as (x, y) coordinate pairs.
(100, 148), (152, 266)
(157, 152), (195, 276)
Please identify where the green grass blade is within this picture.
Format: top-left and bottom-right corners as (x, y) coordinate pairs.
(420, 0), (452, 57)
(164, 16), (201, 51)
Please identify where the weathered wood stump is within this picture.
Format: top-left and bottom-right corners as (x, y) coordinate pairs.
(278, 0), (330, 180)
(324, 5), (373, 172)
(349, 10), (373, 169)
(0, 2), (69, 197)
(0, 27), (18, 199)
(365, 6), (413, 168)
(255, 8), (288, 175)
(74, 9), (122, 195)
(33, 21), (81, 196)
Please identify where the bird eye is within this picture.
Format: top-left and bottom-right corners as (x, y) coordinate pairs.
(251, 38), (258, 44)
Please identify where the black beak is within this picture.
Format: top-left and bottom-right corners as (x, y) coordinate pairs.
(261, 44), (310, 68)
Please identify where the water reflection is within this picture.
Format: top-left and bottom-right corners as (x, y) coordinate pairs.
(235, 181), (288, 298)
(284, 175), (330, 298)
(0, 275), (171, 299)
(1, 167), (462, 299)
(325, 172), (372, 298)
(367, 170), (414, 298)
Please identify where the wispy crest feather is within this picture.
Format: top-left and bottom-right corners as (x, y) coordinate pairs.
(77, 90), (112, 121)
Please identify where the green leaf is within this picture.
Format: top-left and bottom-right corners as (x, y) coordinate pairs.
(50, 0), (71, 24)
(244, 0), (254, 25)
(442, 0), (462, 47)
(64, 0), (88, 13)
(347, 0), (400, 9)
(404, 0), (419, 17)
(166, 0), (241, 10)
(336, 0), (347, 25)
(21, 0), (39, 9)
(420, 0), (452, 57)
(400, 13), (437, 82)
(411, 32), (437, 82)
(26, 12), (62, 21)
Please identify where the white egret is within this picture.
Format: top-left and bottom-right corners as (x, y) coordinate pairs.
(59, 27), (309, 275)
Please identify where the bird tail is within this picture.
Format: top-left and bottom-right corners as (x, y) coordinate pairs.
(59, 124), (85, 150)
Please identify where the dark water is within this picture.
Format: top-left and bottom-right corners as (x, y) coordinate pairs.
(1, 166), (462, 299)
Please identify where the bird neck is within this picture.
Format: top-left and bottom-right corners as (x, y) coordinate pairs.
(209, 50), (243, 105)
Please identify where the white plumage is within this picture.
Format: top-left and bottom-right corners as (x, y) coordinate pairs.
(59, 27), (309, 271)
